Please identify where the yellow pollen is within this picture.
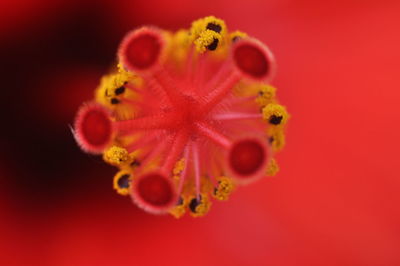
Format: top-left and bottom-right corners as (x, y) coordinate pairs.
(189, 194), (212, 217)
(173, 158), (186, 175)
(256, 85), (277, 107)
(103, 146), (129, 166)
(213, 176), (235, 201)
(268, 127), (286, 152)
(169, 196), (187, 219)
(262, 103), (289, 125)
(266, 158), (279, 176)
(229, 30), (248, 42)
(113, 170), (132, 196)
(194, 30), (222, 53)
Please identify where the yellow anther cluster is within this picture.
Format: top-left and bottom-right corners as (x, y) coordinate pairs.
(194, 30), (222, 53)
(103, 145), (140, 168)
(268, 127), (286, 152)
(169, 197), (187, 219)
(95, 73), (127, 105)
(189, 194), (212, 217)
(190, 16), (227, 40)
(261, 103), (289, 152)
(189, 16), (227, 53)
(113, 170), (132, 196)
(173, 158), (186, 175)
(169, 30), (191, 67)
(213, 176), (235, 201)
(229, 30), (248, 42)
(256, 85), (277, 107)
(103, 146), (130, 166)
(266, 158), (279, 176)
(262, 103), (289, 126)
(94, 68), (140, 120)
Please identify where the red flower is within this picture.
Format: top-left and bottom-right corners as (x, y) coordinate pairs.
(73, 17), (288, 217)
(1, 0), (400, 265)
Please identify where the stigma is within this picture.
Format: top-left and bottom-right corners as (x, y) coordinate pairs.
(73, 16), (289, 217)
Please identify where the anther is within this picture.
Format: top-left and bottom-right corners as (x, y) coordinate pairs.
(230, 31), (247, 43)
(266, 158), (279, 176)
(169, 196), (187, 218)
(232, 36), (241, 42)
(188, 194), (211, 217)
(114, 86), (125, 95)
(118, 174), (130, 188)
(269, 136), (274, 144)
(256, 85), (276, 107)
(111, 98), (120, 105)
(262, 103), (289, 125)
(189, 196), (201, 213)
(268, 129), (285, 152)
(130, 159), (141, 167)
(207, 38), (219, 51)
(206, 23), (222, 33)
(113, 171), (132, 196)
(177, 196), (184, 205)
(213, 177), (234, 201)
(103, 146), (129, 166)
(269, 115), (283, 125)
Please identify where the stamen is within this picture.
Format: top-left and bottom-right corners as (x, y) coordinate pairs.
(230, 31), (248, 43)
(266, 158), (279, 176)
(73, 103), (114, 154)
(169, 196), (187, 218)
(262, 103), (289, 126)
(160, 129), (189, 174)
(213, 176), (235, 201)
(206, 38), (219, 51)
(268, 127), (286, 152)
(114, 86), (125, 95)
(192, 143), (201, 200)
(206, 23), (222, 33)
(255, 84), (276, 107)
(103, 145), (129, 166)
(176, 146), (190, 196)
(213, 112), (262, 121)
(185, 45), (195, 85)
(113, 170), (132, 196)
(111, 98), (120, 105)
(188, 194), (211, 217)
(269, 115), (283, 125)
(194, 29), (222, 53)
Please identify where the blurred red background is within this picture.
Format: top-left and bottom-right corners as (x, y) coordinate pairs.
(1, 0), (400, 265)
